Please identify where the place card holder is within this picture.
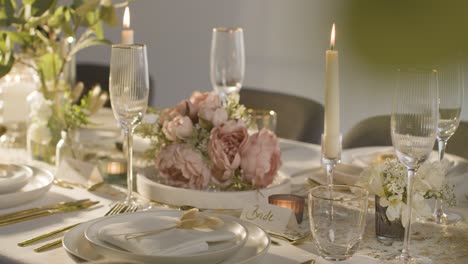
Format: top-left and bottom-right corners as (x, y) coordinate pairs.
(240, 203), (299, 235)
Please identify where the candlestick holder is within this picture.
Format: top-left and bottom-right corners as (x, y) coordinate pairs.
(321, 134), (342, 186)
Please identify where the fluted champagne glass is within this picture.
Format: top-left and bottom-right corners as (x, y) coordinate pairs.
(109, 44), (149, 206)
(210, 27), (245, 104)
(391, 69), (438, 262)
(432, 62), (464, 224)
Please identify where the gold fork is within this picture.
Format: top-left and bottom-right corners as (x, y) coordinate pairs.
(18, 202), (138, 252)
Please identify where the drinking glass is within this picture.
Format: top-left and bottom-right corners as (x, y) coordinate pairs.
(210, 27), (245, 103)
(391, 69), (438, 262)
(308, 185), (368, 261)
(109, 44), (149, 206)
(432, 62), (464, 224)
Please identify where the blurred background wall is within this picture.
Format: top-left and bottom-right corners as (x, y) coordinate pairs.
(76, 0), (468, 134)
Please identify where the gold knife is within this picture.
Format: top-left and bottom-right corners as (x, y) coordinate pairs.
(0, 200), (99, 226)
(0, 199), (91, 222)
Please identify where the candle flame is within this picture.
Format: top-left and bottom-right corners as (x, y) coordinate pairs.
(330, 23), (335, 50)
(123, 6), (131, 28)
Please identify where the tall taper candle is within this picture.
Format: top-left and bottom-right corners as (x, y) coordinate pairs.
(324, 23), (340, 158)
(121, 6), (134, 44)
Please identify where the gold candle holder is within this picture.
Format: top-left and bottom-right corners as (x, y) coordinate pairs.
(268, 194), (305, 223)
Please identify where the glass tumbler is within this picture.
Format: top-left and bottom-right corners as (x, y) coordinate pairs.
(308, 185), (368, 261)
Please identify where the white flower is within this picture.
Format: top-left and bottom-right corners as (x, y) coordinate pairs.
(27, 122), (52, 144)
(29, 93), (52, 122)
(380, 194), (403, 222)
(414, 161), (445, 193)
(357, 165), (385, 197)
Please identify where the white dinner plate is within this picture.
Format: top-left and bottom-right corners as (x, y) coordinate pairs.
(137, 170), (291, 210)
(0, 166), (53, 209)
(84, 211), (248, 264)
(63, 210), (270, 264)
(0, 163), (33, 194)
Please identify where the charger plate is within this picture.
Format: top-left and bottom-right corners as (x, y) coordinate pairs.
(136, 170), (291, 210)
(63, 210), (270, 264)
(0, 166), (53, 209)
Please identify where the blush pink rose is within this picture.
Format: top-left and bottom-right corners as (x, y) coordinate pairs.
(159, 100), (190, 125)
(162, 115), (193, 141)
(199, 107), (228, 127)
(155, 144), (211, 190)
(208, 120), (248, 185)
(240, 129), (282, 188)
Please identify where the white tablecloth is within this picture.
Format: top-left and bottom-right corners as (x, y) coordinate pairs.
(0, 139), (467, 264)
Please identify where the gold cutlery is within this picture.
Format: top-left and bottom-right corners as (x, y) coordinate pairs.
(269, 232), (312, 245)
(0, 200), (99, 226)
(19, 202), (138, 252)
(0, 199), (91, 221)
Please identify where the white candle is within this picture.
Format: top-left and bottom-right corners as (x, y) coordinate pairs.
(121, 6), (134, 44)
(324, 23), (340, 158)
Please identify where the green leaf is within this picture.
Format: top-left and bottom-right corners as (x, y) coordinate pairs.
(0, 55), (14, 79)
(69, 37), (110, 58)
(0, 0), (17, 26)
(91, 21), (104, 39)
(100, 5), (117, 26)
(75, 0), (100, 17)
(61, 20), (74, 37)
(36, 52), (62, 82)
(31, 0), (56, 17)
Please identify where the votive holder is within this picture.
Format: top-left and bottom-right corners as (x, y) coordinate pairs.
(247, 108), (277, 133)
(98, 159), (127, 186)
(268, 194), (305, 223)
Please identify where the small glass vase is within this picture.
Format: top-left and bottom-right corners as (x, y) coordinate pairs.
(375, 195), (404, 244)
(56, 129), (81, 169)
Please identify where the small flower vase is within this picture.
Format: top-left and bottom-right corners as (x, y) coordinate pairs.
(55, 129), (81, 169)
(375, 196), (404, 244)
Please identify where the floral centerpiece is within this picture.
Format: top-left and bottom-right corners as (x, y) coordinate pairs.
(0, 0), (128, 162)
(357, 159), (456, 228)
(137, 91), (282, 191)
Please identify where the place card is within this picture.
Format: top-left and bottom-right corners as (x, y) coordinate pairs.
(240, 203), (298, 235)
(56, 158), (103, 187)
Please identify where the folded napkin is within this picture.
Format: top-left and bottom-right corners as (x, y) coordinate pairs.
(0, 165), (32, 194)
(97, 215), (236, 256)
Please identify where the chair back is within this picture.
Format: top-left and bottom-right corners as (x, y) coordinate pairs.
(239, 88), (324, 144)
(342, 115), (392, 149)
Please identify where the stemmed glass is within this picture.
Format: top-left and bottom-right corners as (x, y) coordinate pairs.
(210, 27), (245, 104)
(432, 62), (464, 224)
(109, 44), (149, 206)
(391, 69), (438, 262)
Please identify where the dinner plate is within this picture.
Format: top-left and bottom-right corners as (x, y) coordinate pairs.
(0, 163), (33, 194)
(0, 166), (53, 209)
(63, 210), (270, 264)
(84, 211), (248, 264)
(137, 170), (291, 210)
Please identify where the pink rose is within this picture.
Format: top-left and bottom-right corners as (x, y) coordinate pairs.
(155, 144), (211, 190)
(240, 129), (282, 188)
(208, 120), (248, 185)
(159, 100), (190, 125)
(162, 115), (193, 141)
(189, 91), (220, 112)
(199, 107), (228, 126)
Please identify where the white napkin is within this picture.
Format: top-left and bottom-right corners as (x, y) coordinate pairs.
(0, 165), (32, 194)
(97, 216), (236, 256)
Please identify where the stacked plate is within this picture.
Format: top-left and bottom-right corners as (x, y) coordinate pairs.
(0, 163), (54, 209)
(63, 211), (271, 264)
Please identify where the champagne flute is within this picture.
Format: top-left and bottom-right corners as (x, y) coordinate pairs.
(109, 44), (149, 206)
(391, 69), (438, 262)
(432, 62), (464, 224)
(210, 27), (245, 104)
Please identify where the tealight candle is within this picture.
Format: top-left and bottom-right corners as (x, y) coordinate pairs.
(99, 159), (127, 185)
(268, 194), (305, 223)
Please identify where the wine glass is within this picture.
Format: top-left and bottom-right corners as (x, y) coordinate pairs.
(210, 27), (245, 104)
(432, 62), (464, 224)
(391, 69), (438, 262)
(109, 44), (149, 206)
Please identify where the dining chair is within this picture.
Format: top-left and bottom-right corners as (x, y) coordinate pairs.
(239, 87), (324, 144)
(76, 63), (155, 107)
(342, 115), (392, 149)
(445, 121), (468, 160)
